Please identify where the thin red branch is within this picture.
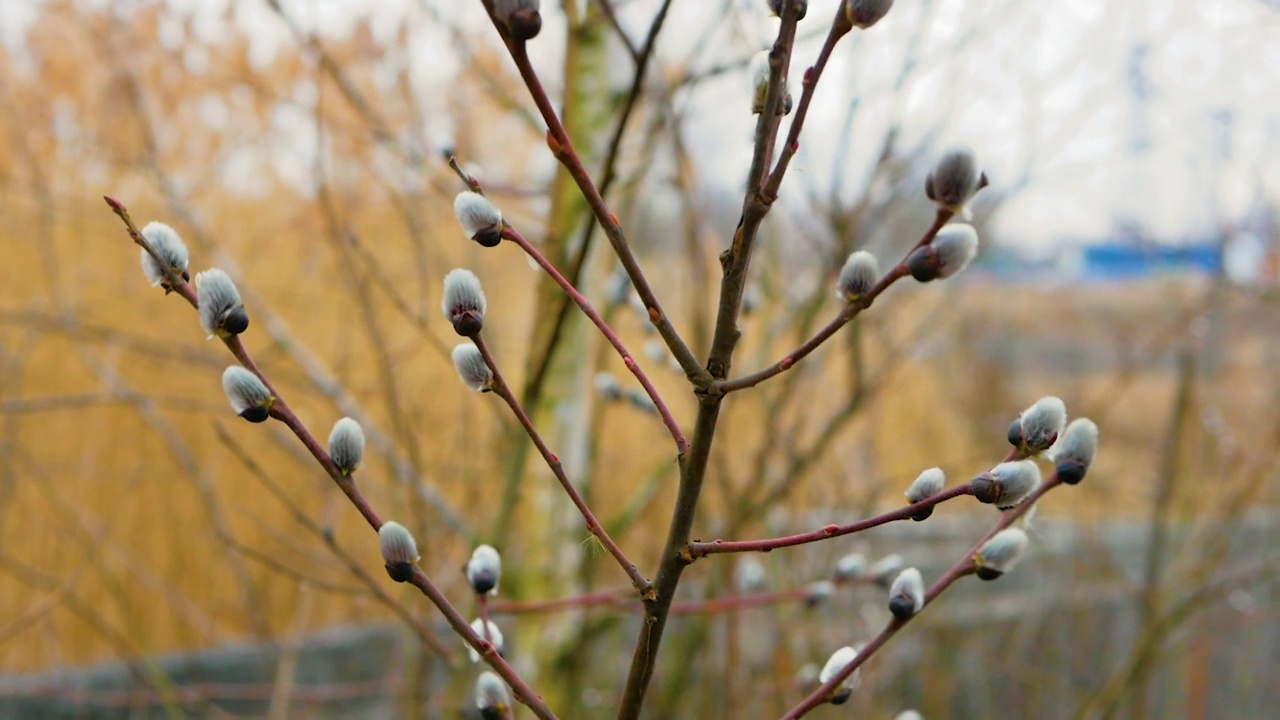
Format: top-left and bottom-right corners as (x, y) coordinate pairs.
(502, 226), (688, 454)
(486, 28), (710, 388)
(407, 567), (558, 720)
(684, 483), (975, 560)
(714, 209), (952, 394)
(780, 474), (1063, 719)
(472, 333), (655, 599)
(761, 5), (851, 201)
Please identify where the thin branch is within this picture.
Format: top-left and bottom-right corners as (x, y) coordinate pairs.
(592, 0), (641, 62)
(615, 5), (806, 717)
(781, 474), (1063, 719)
(481, 12), (711, 388)
(518, 0), (677, 410)
(501, 225), (688, 454)
(714, 209), (952, 394)
(684, 483), (975, 560)
(406, 567), (559, 719)
(471, 333), (654, 599)
(212, 424), (449, 657)
(761, 4), (851, 202)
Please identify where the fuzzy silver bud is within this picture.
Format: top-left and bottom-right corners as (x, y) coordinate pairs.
(452, 344), (493, 392)
(974, 527), (1029, 580)
(442, 269), (487, 336)
(818, 645), (862, 705)
(468, 618), (504, 663)
(844, 0), (894, 29)
(888, 567), (925, 619)
(735, 557), (768, 594)
(905, 467), (945, 521)
(379, 521), (419, 581)
(868, 553), (904, 587)
(454, 191), (504, 247)
(907, 224), (979, 282)
(925, 147), (984, 214)
(466, 544), (502, 596)
(494, 0), (541, 41)
(1050, 418), (1099, 485)
(804, 579), (837, 608)
(327, 417), (364, 475)
(971, 460), (1041, 509)
(833, 553), (866, 582)
(1008, 396), (1067, 454)
(221, 366), (273, 423)
(750, 51), (771, 115)
(895, 711), (924, 720)
(195, 268), (248, 338)
(139, 221), (190, 289)
(475, 671), (512, 720)
(837, 251), (879, 301)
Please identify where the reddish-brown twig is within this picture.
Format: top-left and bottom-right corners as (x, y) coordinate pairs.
(683, 483), (975, 560)
(471, 333), (654, 599)
(501, 226), (688, 455)
(761, 4), (852, 202)
(407, 567), (558, 720)
(480, 19), (711, 388)
(713, 209), (952, 394)
(780, 474), (1063, 719)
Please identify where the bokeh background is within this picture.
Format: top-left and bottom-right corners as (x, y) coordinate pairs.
(1, 0), (1278, 718)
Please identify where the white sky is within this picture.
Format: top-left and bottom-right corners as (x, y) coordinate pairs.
(4, 0), (1279, 255)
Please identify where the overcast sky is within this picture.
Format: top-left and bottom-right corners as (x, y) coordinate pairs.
(4, 0), (1279, 255)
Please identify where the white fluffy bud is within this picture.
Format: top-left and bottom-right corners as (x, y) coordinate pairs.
(454, 192), (504, 246)
(195, 268), (248, 338)
(837, 251), (879, 301)
(974, 528), (1029, 580)
(327, 417), (364, 475)
(221, 366), (273, 423)
(139, 221), (189, 288)
(442, 269), (487, 336)
(887, 567), (924, 619)
(452, 344), (493, 392)
(466, 544), (502, 596)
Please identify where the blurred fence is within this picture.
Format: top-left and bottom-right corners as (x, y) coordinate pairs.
(2, 512), (1273, 720)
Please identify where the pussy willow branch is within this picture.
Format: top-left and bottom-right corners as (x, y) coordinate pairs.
(615, 5), (806, 717)
(714, 208), (952, 394)
(471, 333), (654, 599)
(761, 3), (852, 202)
(106, 196), (383, 530)
(107, 196), (557, 719)
(684, 482), (975, 560)
(537, 0), (676, 402)
(447, 160), (687, 454)
(406, 567), (559, 720)
(480, 9), (711, 389)
(781, 473), (1064, 720)
(500, 226), (688, 454)
(213, 424), (449, 657)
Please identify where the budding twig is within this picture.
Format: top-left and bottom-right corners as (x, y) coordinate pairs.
(713, 209), (952, 394)
(406, 567), (559, 720)
(501, 226), (689, 455)
(683, 483), (974, 561)
(108, 196), (556, 719)
(481, 19), (711, 388)
(470, 333), (655, 599)
(781, 472), (1063, 719)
